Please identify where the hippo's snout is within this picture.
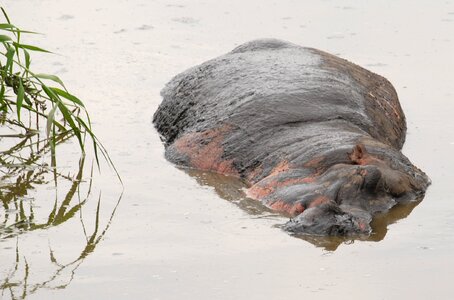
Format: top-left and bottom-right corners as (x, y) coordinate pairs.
(284, 202), (372, 236)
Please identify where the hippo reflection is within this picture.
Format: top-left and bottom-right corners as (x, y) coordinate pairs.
(184, 169), (422, 250)
(153, 39), (430, 238)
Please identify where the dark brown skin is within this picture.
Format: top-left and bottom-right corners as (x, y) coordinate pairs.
(153, 39), (430, 237)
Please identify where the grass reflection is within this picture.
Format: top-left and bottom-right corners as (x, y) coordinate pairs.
(0, 129), (122, 299)
(0, 192), (121, 299)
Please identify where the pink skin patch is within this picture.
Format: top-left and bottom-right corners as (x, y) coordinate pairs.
(304, 156), (325, 169)
(245, 161), (289, 198)
(246, 176), (316, 200)
(267, 161), (290, 177)
(270, 200), (305, 216)
(246, 161), (318, 199)
(358, 221), (367, 231)
(308, 196), (330, 208)
(246, 160), (321, 214)
(174, 130), (393, 220)
(173, 125), (239, 177)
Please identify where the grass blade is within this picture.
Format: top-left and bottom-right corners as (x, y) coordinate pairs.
(24, 49), (30, 72)
(50, 87), (85, 107)
(1, 7), (12, 25)
(5, 44), (15, 72)
(35, 73), (66, 89)
(0, 24), (38, 34)
(0, 34), (12, 42)
(41, 83), (59, 101)
(58, 101), (83, 150)
(0, 23), (15, 30)
(13, 42), (51, 53)
(76, 116), (99, 165)
(75, 116), (122, 183)
(0, 82), (5, 110)
(16, 78), (24, 121)
(42, 84), (83, 149)
(46, 104), (58, 138)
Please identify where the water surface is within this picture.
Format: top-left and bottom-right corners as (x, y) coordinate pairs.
(1, 0), (453, 299)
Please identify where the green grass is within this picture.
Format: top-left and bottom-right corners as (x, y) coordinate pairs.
(0, 7), (117, 177)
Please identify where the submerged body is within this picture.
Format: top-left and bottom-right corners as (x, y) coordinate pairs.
(153, 39), (430, 236)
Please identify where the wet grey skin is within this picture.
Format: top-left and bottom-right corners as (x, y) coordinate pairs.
(153, 39), (430, 237)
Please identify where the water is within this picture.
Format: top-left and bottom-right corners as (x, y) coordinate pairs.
(1, 0), (453, 299)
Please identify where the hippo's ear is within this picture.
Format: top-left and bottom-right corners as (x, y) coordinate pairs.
(349, 144), (367, 163)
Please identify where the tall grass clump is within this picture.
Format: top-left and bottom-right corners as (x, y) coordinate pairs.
(0, 7), (113, 171)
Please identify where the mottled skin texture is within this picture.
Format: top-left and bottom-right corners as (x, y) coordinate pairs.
(153, 39), (430, 236)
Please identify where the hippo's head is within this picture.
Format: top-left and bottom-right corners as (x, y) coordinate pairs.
(284, 202), (373, 236)
(252, 143), (430, 237)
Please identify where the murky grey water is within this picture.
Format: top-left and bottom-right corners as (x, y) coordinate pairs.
(1, 0), (453, 299)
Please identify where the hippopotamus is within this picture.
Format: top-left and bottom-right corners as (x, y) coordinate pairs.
(153, 39), (430, 237)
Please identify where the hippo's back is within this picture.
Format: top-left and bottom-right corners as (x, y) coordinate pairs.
(154, 39), (405, 151)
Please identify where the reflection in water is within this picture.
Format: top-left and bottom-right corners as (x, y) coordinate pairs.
(0, 193), (121, 299)
(184, 169), (422, 251)
(185, 169), (277, 217)
(290, 200), (421, 251)
(0, 130), (122, 299)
